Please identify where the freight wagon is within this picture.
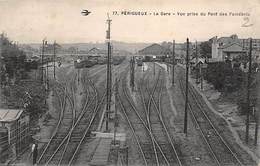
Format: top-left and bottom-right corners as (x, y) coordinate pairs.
(112, 56), (125, 65)
(136, 58), (143, 66)
(74, 59), (96, 69)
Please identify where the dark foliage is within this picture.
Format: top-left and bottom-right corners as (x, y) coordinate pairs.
(199, 41), (212, 58)
(204, 62), (243, 92)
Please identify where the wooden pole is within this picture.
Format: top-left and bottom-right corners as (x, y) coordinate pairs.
(106, 15), (112, 131)
(196, 41), (199, 83)
(41, 40), (45, 83)
(246, 38), (252, 143)
(114, 77), (118, 145)
(53, 41), (56, 80)
(184, 38), (189, 135)
(106, 42), (111, 131)
(153, 57), (155, 76)
(255, 111), (258, 146)
(172, 40), (175, 85)
(200, 63), (203, 90)
(254, 63), (260, 145)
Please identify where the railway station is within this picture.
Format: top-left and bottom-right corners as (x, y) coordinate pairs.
(0, 1), (260, 166)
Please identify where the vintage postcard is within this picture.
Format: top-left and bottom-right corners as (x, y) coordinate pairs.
(0, 0), (260, 165)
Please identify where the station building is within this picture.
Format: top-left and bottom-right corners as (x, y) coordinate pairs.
(210, 34), (260, 63)
(0, 108), (30, 163)
(138, 43), (171, 57)
(138, 43), (185, 63)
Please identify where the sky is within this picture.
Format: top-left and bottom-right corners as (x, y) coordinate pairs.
(0, 0), (260, 43)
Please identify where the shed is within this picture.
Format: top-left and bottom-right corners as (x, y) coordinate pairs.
(138, 44), (172, 56)
(0, 109), (30, 163)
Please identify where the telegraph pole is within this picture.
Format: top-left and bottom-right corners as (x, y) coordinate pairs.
(184, 38), (189, 135)
(114, 77), (118, 145)
(46, 42), (49, 90)
(200, 63), (203, 90)
(255, 110), (259, 146)
(153, 56), (155, 76)
(46, 57), (49, 89)
(53, 41), (56, 80)
(41, 39), (45, 83)
(106, 14), (112, 131)
(255, 68), (260, 146)
(132, 56), (135, 91)
(172, 40), (175, 85)
(110, 44), (113, 104)
(130, 57), (134, 90)
(130, 58), (132, 87)
(246, 38), (252, 143)
(195, 41), (199, 83)
(77, 48), (80, 85)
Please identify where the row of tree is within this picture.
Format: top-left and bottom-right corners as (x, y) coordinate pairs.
(0, 34), (28, 85)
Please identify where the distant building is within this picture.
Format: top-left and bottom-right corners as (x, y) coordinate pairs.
(138, 43), (171, 57)
(211, 35), (246, 62)
(87, 47), (107, 57)
(211, 34), (260, 62)
(0, 109), (30, 163)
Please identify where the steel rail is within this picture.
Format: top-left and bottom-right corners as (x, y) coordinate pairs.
(56, 77), (88, 166)
(178, 78), (221, 166)
(44, 78), (98, 165)
(118, 88), (148, 166)
(37, 77), (75, 164)
(148, 78), (183, 166)
(188, 80), (243, 166)
(122, 73), (170, 166)
(139, 70), (169, 166)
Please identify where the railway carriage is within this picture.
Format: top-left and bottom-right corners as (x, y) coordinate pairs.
(136, 57), (143, 66)
(74, 59), (96, 68)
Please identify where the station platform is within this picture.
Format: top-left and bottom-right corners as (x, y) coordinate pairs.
(89, 138), (112, 166)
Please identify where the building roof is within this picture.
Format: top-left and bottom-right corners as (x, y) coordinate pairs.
(138, 43), (171, 55)
(87, 47), (107, 55)
(218, 42), (243, 49)
(0, 109), (24, 122)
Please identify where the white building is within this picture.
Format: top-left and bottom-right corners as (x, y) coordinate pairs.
(211, 34), (260, 62)
(211, 35), (246, 62)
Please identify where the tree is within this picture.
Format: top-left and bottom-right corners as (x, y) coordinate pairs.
(200, 41), (212, 58)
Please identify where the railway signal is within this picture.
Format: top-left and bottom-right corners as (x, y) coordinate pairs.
(106, 13), (112, 131)
(114, 77), (119, 145)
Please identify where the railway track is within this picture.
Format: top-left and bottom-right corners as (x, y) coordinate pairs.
(44, 78), (97, 165)
(118, 63), (182, 166)
(37, 75), (77, 165)
(179, 78), (244, 166)
(140, 64), (182, 166)
(67, 78), (107, 165)
(139, 70), (169, 166)
(37, 61), (125, 165)
(37, 69), (106, 165)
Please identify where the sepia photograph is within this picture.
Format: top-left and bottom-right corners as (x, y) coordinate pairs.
(0, 0), (260, 165)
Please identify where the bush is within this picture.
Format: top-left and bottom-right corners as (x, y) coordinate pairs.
(204, 62), (244, 93)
